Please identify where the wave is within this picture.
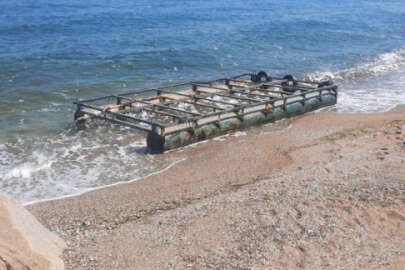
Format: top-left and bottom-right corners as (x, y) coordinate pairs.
(304, 47), (405, 82)
(0, 126), (171, 203)
(301, 47), (405, 113)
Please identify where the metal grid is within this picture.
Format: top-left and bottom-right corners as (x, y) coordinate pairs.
(74, 72), (338, 135)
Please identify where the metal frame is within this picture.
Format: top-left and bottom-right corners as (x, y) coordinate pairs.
(74, 72), (337, 135)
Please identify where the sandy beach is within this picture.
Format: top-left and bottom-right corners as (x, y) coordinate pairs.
(26, 106), (405, 270)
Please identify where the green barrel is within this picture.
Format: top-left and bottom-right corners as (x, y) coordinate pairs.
(147, 94), (336, 152)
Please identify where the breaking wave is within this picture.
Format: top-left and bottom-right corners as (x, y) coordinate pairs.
(304, 47), (405, 82)
(303, 47), (405, 112)
(0, 127), (175, 204)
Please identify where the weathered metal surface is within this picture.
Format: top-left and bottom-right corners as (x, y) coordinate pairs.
(74, 71), (338, 152)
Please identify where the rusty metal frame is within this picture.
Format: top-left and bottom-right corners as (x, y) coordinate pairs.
(74, 72), (337, 135)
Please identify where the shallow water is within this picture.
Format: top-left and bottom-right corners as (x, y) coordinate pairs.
(1, 0), (405, 203)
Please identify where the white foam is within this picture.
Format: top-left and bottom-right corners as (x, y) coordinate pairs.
(3, 150), (55, 180)
(213, 134), (229, 141)
(305, 47), (405, 82)
(232, 131), (246, 137)
(4, 162), (51, 179)
(304, 47), (405, 112)
(0, 126), (170, 204)
(23, 157), (186, 206)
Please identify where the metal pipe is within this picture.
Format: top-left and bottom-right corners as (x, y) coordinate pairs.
(193, 84), (273, 99)
(74, 72), (337, 151)
(190, 85), (336, 121)
(77, 103), (165, 127)
(81, 111), (152, 132)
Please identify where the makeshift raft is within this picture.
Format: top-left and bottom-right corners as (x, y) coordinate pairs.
(74, 72), (338, 152)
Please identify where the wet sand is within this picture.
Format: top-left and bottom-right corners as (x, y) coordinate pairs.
(27, 106), (405, 270)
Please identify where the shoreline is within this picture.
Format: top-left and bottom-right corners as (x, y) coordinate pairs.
(21, 106), (377, 207)
(2, 93), (402, 206)
(23, 158), (186, 207)
(27, 105), (405, 269)
(21, 107), (323, 207)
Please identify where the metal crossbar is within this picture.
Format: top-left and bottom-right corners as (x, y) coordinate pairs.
(74, 72), (337, 136)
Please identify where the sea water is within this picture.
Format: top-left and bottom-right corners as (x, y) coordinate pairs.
(1, 0), (405, 203)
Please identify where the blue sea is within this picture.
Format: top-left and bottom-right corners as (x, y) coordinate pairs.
(1, 0), (405, 203)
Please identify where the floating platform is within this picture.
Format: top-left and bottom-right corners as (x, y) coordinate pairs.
(74, 72), (338, 152)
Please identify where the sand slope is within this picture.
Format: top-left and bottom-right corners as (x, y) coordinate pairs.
(0, 195), (65, 270)
(28, 106), (405, 269)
